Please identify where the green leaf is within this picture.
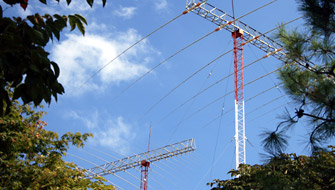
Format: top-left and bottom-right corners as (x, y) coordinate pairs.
(39, 0), (47, 4)
(35, 13), (46, 27)
(75, 19), (85, 35)
(66, 0), (71, 5)
(86, 0), (93, 7)
(43, 87), (51, 104)
(102, 0), (106, 7)
(28, 63), (40, 73)
(27, 15), (37, 25)
(31, 28), (46, 46)
(53, 14), (67, 27)
(74, 14), (87, 25)
(68, 15), (76, 31)
(50, 62), (60, 78)
(13, 84), (25, 100)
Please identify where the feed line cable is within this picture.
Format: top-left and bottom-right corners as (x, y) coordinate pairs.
(202, 93), (285, 129)
(249, 101), (294, 122)
(159, 39), (232, 124)
(165, 53), (280, 128)
(143, 1), (286, 118)
(194, 139), (234, 190)
(221, 54), (234, 110)
(67, 153), (138, 189)
(144, 49), (233, 119)
(167, 157), (197, 173)
(106, 150), (169, 178)
(79, 2), (205, 89)
(232, 0), (236, 20)
(86, 146), (167, 189)
(143, 161), (179, 189)
(181, 61), (233, 127)
(244, 83), (282, 102)
(112, 0), (279, 101)
(247, 44), (294, 109)
(155, 159), (179, 174)
(76, 149), (158, 190)
(166, 61), (278, 142)
(192, 82), (280, 128)
(200, 74), (284, 129)
(246, 94), (285, 116)
(159, 68), (215, 123)
(113, 29), (217, 102)
(85, 146), (121, 161)
(157, 14), (300, 123)
(227, 0), (278, 27)
(209, 103), (225, 181)
(78, 148), (111, 163)
(76, 165), (123, 190)
(151, 161), (177, 180)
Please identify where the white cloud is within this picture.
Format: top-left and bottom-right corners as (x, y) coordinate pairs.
(50, 27), (158, 95)
(154, 0), (168, 10)
(114, 6), (136, 19)
(69, 111), (99, 129)
(14, 4), (34, 17)
(93, 117), (135, 154)
(11, 0), (94, 18)
(68, 111), (136, 154)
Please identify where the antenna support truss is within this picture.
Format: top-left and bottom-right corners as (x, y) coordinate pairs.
(185, 0), (285, 61)
(86, 138), (196, 176)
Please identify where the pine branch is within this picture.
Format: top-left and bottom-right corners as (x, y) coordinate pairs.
(302, 112), (335, 122)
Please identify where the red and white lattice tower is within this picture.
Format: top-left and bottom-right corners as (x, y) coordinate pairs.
(232, 29), (246, 169)
(186, 0), (286, 169)
(140, 160), (150, 190)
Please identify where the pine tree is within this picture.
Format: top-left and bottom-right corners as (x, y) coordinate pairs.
(262, 0), (335, 154)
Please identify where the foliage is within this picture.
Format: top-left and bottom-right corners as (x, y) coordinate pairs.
(262, 0), (335, 154)
(0, 99), (114, 189)
(208, 146), (335, 190)
(0, 0), (106, 115)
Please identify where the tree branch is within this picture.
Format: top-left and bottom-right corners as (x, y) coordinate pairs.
(303, 112), (335, 122)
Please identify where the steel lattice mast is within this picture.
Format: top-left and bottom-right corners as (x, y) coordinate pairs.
(185, 0), (285, 169)
(86, 138), (196, 189)
(232, 29), (246, 169)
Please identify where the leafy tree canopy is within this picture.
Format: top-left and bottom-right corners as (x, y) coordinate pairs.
(0, 0), (116, 188)
(0, 97), (115, 189)
(262, 0), (335, 154)
(0, 0), (105, 115)
(208, 147), (335, 190)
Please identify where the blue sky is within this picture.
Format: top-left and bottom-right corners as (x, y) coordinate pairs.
(2, 0), (320, 189)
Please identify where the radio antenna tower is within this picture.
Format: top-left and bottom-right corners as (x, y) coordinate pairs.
(185, 0), (285, 169)
(140, 123), (152, 190)
(86, 138), (196, 189)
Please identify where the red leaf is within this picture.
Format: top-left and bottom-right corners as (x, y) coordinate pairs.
(20, 0), (28, 10)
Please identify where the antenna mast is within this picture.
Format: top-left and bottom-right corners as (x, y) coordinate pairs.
(232, 29), (246, 169)
(185, 0), (284, 169)
(141, 123), (152, 190)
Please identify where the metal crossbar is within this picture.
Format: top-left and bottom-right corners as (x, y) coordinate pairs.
(86, 139), (196, 176)
(186, 1), (286, 62)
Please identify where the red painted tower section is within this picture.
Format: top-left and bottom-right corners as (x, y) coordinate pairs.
(232, 29), (244, 102)
(140, 160), (150, 190)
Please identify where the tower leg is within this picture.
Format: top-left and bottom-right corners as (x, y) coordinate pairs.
(232, 29), (246, 170)
(140, 160), (150, 190)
